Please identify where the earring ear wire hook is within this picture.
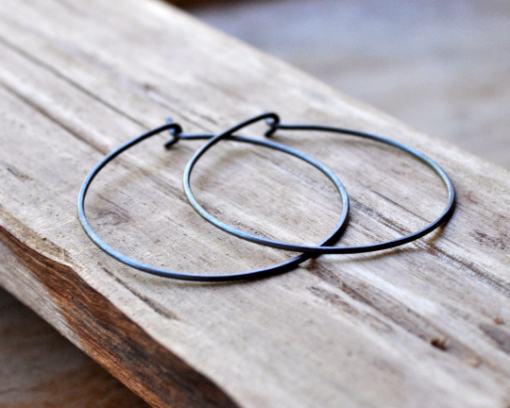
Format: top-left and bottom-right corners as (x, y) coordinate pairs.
(183, 112), (455, 255)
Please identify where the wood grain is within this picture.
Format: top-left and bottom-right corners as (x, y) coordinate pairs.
(0, 0), (509, 407)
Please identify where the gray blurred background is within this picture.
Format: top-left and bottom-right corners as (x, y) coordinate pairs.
(191, 0), (510, 169)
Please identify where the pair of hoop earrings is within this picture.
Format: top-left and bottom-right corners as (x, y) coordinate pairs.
(78, 113), (455, 281)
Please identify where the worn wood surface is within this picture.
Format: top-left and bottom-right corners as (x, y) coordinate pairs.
(0, 0), (510, 407)
(0, 285), (149, 408)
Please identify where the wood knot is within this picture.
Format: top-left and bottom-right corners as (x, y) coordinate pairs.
(430, 337), (448, 351)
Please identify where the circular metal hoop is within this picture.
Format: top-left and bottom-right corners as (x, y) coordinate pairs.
(184, 113), (456, 255)
(77, 122), (350, 281)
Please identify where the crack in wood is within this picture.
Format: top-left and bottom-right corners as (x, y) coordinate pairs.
(100, 266), (181, 322)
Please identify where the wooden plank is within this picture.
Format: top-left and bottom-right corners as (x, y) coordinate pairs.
(0, 0), (509, 407)
(0, 283), (149, 407)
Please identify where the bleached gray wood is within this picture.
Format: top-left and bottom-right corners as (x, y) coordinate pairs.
(0, 0), (509, 407)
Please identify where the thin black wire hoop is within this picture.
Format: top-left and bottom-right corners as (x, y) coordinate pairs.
(77, 121), (349, 281)
(184, 112), (456, 255)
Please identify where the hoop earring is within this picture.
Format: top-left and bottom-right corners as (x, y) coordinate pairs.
(183, 112), (455, 255)
(77, 120), (349, 281)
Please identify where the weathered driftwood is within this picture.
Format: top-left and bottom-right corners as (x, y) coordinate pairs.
(0, 0), (509, 407)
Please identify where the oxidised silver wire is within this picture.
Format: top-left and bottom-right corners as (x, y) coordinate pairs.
(77, 120), (349, 281)
(183, 112), (456, 255)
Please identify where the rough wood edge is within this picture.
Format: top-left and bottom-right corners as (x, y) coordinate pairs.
(0, 208), (239, 408)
